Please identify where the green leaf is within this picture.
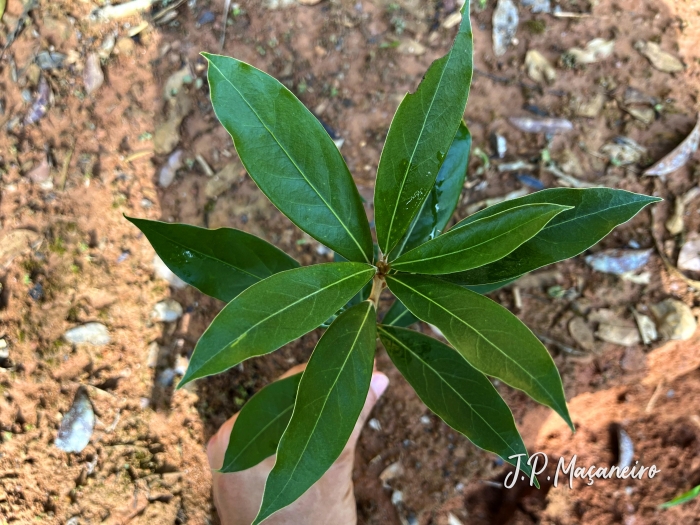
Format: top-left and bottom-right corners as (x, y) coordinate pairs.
(204, 53), (373, 263)
(378, 325), (535, 480)
(220, 373), (302, 473)
(0, 0), (6, 20)
(374, 4), (474, 256)
(126, 217), (299, 302)
(383, 298), (419, 327)
(179, 263), (374, 386)
(393, 122), (472, 258)
(255, 301), (376, 524)
(392, 204), (570, 275)
(442, 188), (661, 285)
(465, 278), (518, 295)
(386, 273), (574, 431)
(660, 484), (700, 509)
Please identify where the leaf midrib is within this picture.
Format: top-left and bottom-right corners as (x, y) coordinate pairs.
(207, 58), (369, 264)
(259, 302), (374, 519)
(455, 198), (651, 234)
(193, 267), (373, 377)
(386, 303), (412, 326)
(542, 199), (652, 231)
(394, 208), (559, 267)
(378, 326), (522, 457)
(387, 276), (566, 416)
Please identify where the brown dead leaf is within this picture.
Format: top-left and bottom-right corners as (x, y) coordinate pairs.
(634, 41), (684, 73)
(678, 236), (700, 273)
(644, 113), (700, 177)
(665, 198), (684, 235)
(623, 106), (655, 125)
(565, 38), (614, 65)
(575, 92), (605, 118)
(568, 317), (595, 351)
(397, 38), (426, 55)
(525, 50), (556, 84)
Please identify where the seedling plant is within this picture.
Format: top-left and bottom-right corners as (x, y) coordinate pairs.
(128, 4), (659, 523)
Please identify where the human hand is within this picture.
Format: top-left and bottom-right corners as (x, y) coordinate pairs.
(207, 364), (389, 525)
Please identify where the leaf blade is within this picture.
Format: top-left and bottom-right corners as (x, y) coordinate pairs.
(386, 273), (574, 431)
(204, 53), (373, 263)
(179, 263), (375, 386)
(383, 299), (419, 327)
(393, 122), (472, 258)
(255, 301), (376, 524)
(392, 203), (570, 274)
(126, 217), (299, 302)
(375, 5), (474, 255)
(378, 325), (534, 478)
(660, 484), (700, 509)
(220, 373), (302, 473)
(443, 188), (661, 285)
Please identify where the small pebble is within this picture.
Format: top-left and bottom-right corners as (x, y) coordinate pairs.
(159, 150), (184, 188)
(153, 254), (188, 289)
(28, 282), (44, 301)
(55, 387), (95, 453)
(146, 341), (160, 368)
(491, 133), (507, 158)
(420, 415), (431, 425)
(368, 418), (382, 431)
(0, 339), (9, 360)
(197, 10), (216, 25)
(158, 368), (176, 387)
(84, 53), (105, 95)
(152, 299), (184, 323)
(64, 323), (111, 346)
(174, 355), (189, 376)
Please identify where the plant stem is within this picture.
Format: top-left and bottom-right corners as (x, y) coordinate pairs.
(368, 274), (386, 308)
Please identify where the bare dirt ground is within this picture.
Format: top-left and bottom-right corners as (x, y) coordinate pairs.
(1, 0), (699, 524)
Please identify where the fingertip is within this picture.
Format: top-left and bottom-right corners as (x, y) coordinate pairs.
(370, 372), (389, 399)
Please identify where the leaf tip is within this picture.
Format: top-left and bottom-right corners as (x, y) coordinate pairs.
(176, 373), (194, 390)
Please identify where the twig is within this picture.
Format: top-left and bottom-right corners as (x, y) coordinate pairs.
(124, 149), (153, 163)
(645, 379), (665, 413)
(92, 0), (157, 21)
(512, 286), (522, 310)
(536, 332), (587, 356)
(544, 164), (599, 188)
(650, 207), (700, 290)
(552, 10), (592, 19)
(60, 140), (76, 191)
(152, 0), (186, 23)
(220, 0), (232, 51)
